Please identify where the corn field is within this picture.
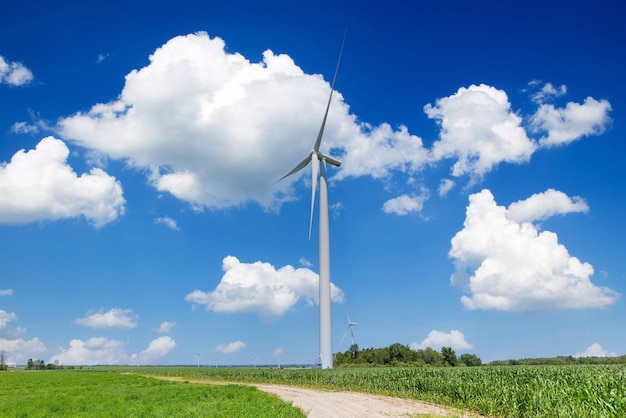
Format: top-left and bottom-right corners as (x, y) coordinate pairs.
(134, 365), (626, 417)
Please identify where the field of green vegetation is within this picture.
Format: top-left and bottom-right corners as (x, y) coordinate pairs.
(134, 364), (626, 417)
(0, 369), (305, 417)
(3, 364), (624, 417)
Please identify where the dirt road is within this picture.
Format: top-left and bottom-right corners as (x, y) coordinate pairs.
(151, 376), (477, 417)
(255, 383), (475, 417)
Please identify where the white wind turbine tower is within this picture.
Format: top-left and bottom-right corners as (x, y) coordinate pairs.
(339, 309), (359, 349)
(278, 34), (346, 369)
(194, 352), (202, 367)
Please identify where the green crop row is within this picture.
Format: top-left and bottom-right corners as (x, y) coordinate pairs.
(132, 364), (626, 417)
(0, 370), (305, 418)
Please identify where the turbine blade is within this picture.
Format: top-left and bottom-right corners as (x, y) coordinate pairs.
(339, 326), (350, 348)
(277, 154), (312, 183)
(309, 152), (319, 239)
(313, 31), (347, 152)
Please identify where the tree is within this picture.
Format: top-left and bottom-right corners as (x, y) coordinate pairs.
(0, 350), (6, 371)
(419, 347), (445, 366)
(349, 343), (359, 359)
(441, 346), (457, 367)
(459, 353), (482, 367)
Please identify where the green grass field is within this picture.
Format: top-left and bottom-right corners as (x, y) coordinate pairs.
(3, 365), (624, 417)
(0, 370), (305, 418)
(134, 364), (626, 417)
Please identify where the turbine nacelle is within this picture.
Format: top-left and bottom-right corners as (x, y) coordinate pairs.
(319, 152), (342, 168)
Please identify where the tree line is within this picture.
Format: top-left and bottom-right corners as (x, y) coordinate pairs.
(334, 343), (626, 367)
(26, 359), (64, 370)
(334, 343), (482, 367)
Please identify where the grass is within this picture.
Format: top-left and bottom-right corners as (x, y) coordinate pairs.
(0, 369), (305, 417)
(4, 365), (624, 417)
(131, 364), (626, 417)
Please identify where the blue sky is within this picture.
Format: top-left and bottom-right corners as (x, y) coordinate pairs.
(1, 0), (624, 366)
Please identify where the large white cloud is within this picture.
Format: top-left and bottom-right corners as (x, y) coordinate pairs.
(75, 308), (138, 329)
(58, 32), (357, 210)
(185, 255), (344, 321)
(331, 123), (429, 180)
(508, 188), (589, 223)
(411, 330), (473, 351)
(135, 336), (176, 364)
(0, 337), (47, 364)
(0, 137), (125, 227)
(425, 84), (537, 179)
(51, 337), (128, 365)
(0, 55), (33, 86)
(56, 30), (430, 207)
(530, 97), (612, 147)
(51, 336), (176, 365)
(449, 189), (619, 311)
(574, 343), (617, 358)
(55, 33), (611, 212)
(214, 340), (246, 354)
(0, 310), (17, 330)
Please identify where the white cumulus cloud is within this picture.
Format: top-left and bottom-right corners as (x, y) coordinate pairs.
(136, 336), (176, 364)
(0, 289), (13, 296)
(530, 97), (612, 147)
(214, 340), (246, 354)
(57, 32), (357, 210)
(507, 188), (589, 223)
(0, 137), (125, 227)
(411, 330), (473, 351)
(382, 192), (428, 215)
(75, 308), (138, 329)
(11, 121), (39, 134)
(154, 216), (179, 230)
(51, 336), (176, 365)
(438, 178), (455, 197)
(185, 255), (344, 321)
(574, 343), (617, 358)
(425, 84), (537, 179)
(54, 33), (611, 212)
(0, 310), (17, 330)
(155, 321), (175, 334)
(332, 123), (429, 181)
(51, 337), (128, 365)
(0, 55), (34, 86)
(531, 82), (567, 104)
(449, 189), (619, 311)
(0, 337), (47, 364)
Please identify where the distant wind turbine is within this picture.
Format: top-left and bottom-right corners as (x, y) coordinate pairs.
(274, 348), (284, 368)
(339, 309), (359, 349)
(277, 33), (346, 369)
(194, 352), (202, 367)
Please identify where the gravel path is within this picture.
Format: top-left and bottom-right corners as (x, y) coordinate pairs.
(254, 383), (475, 417)
(151, 375), (479, 417)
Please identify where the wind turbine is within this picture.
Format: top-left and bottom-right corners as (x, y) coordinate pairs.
(194, 352), (202, 367)
(339, 309), (359, 349)
(274, 348), (284, 368)
(278, 34), (346, 369)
